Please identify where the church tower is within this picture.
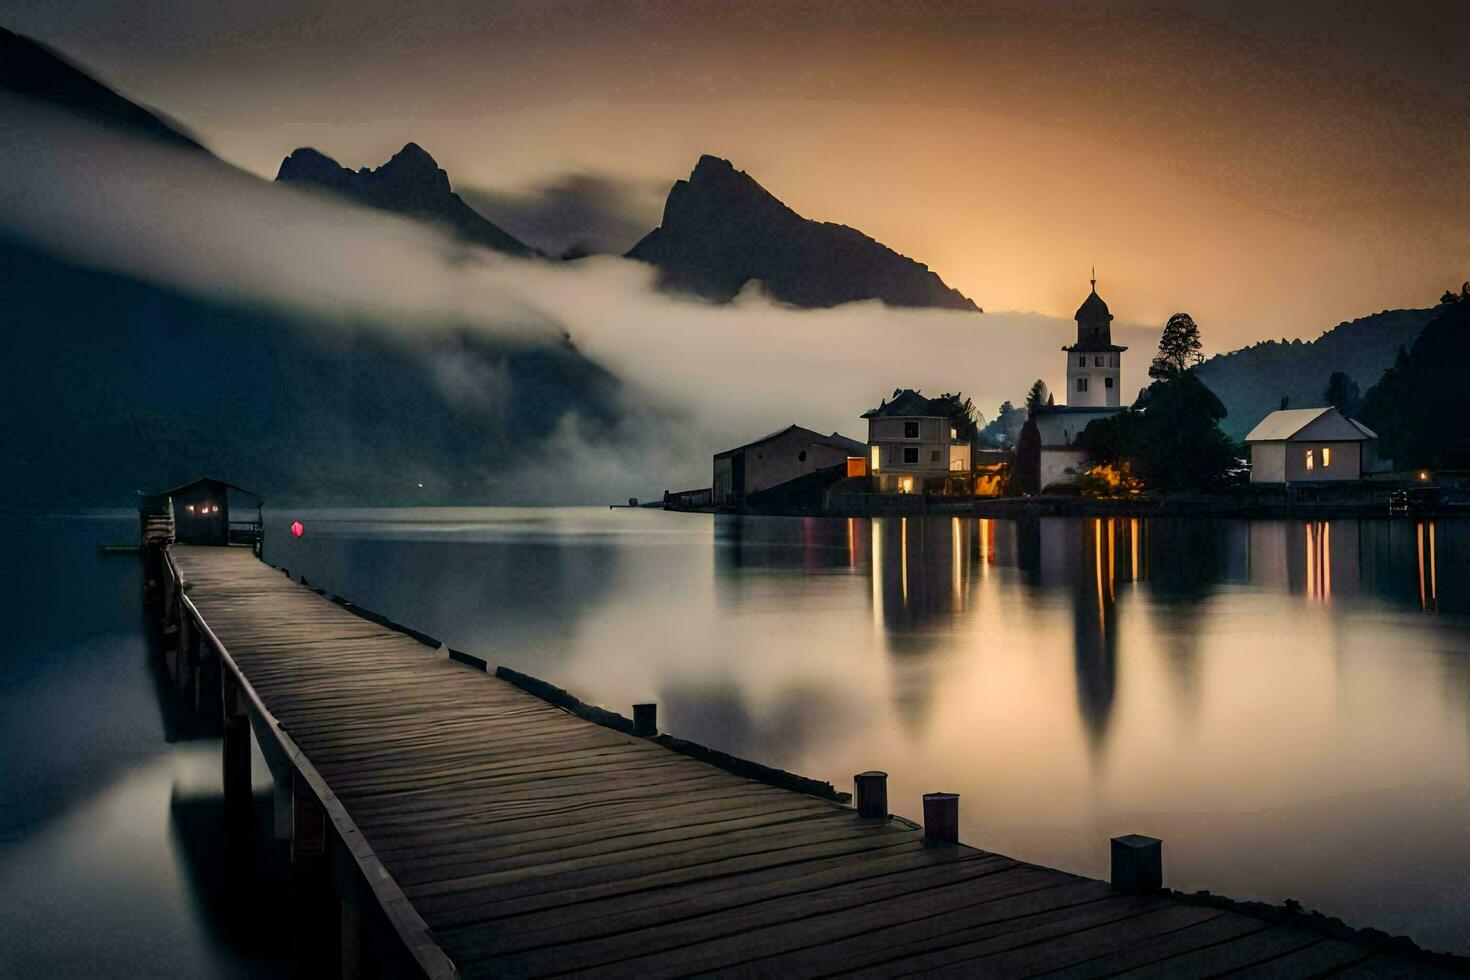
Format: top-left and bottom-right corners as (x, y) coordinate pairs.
(1064, 273), (1127, 407)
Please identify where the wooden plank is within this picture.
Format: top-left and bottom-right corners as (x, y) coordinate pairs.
(168, 545), (1441, 980)
(1031, 911), (1268, 978)
(1219, 938), (1377, 977)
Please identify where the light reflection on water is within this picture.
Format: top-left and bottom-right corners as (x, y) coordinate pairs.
(5, 511), (1465, 971)
(267, 508), (1470, 955)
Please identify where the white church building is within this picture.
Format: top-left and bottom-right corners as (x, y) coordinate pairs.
(1021, 278), (1129, 490)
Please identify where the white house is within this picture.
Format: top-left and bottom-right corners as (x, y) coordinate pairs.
(1243, 407), (1380, 484)
(863, 389), (975, 494)
(1019, 278), (1128, 490)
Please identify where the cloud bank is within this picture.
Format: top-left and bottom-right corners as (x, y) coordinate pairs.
(0, 95), (1158, 500)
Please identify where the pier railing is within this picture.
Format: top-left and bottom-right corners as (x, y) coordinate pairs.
(159, 549), (455, 979)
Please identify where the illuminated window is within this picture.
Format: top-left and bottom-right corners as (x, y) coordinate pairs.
(949, 426), (957, 441)
(1322, 447), (1331, 467)
(899, 476), (914, 493)
(870, 445), (880, 471)
(1305, 449), (1315, 471)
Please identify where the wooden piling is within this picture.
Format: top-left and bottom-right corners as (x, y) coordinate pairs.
(1111, 834), (1163, 893)
(291, 770), (327, 864)
(632, 702), (657, 737)
(923, 792), (959, 843)
(220, 663), (251, 819)
(854, 770), (888, 818)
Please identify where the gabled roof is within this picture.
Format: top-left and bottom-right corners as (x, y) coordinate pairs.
(862, 388), (966, 419)
(141, 477), (264, 502)
(1243, 407), (1376, 443)
(715, 425), (865, 458)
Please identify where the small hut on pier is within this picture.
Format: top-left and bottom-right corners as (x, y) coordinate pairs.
(139, 478), (263, 546)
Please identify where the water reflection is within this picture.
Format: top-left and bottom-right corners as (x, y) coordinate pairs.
(264, 508), (1469, 956)
(0, 515), (292, 977)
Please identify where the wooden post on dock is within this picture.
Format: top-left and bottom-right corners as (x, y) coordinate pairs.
(220, 663), (251, 820)
(633, 703), (657, 737)
(854, 771), (888, 818)
(923, 792), (959, 843)
(291, 770), (326, 864)
(1111, 834), (1163, 893)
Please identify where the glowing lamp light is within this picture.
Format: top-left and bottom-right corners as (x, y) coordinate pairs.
(290, 520), (305, 538)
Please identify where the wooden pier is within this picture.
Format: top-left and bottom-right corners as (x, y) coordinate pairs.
(158, 543), (1463, 978)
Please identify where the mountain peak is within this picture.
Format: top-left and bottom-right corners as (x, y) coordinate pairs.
(276, 142), (535, 257)
(373, 141), (451, 196)
(277, 146), (347, 183)
(627, 155), (980, 312)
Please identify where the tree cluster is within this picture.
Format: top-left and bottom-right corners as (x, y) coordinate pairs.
(1358, 294), (1470, 468)
(1077, 313), (1238, 491)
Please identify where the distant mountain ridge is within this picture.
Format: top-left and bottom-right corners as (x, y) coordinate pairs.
(0, 36), (628, 505)
(277, 143), (538, 257)
(1, 26), (205, 152)
(1197, 307), (1435, 440)
(627, 155), (981, 312)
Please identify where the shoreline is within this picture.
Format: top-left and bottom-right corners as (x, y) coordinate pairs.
(670, 493), (1470, 521)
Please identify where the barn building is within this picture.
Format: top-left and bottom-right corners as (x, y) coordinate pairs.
(712, 426), (865, 509)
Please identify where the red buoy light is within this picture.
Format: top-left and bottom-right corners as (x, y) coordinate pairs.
(290, 520), (305, 538)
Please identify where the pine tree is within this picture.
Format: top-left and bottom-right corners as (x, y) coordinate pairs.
(1024, 379), (1050, 415)
(1149, 313), (1204, 379)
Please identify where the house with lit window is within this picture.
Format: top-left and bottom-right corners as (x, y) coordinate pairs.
(138, 477), (264, 546)
(1243, 407), (1381, 484)
(862, 389), (976, 494)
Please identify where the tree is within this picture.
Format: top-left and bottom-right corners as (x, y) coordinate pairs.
(1150, 312), (1204, 380)
(1439, 281), (1470, 306)
(1322, 371), (1360, 416)
(978, 399), (1028, 448)
(932, 392), (980, 441)
(1078, 315), (1235, 491)
(1076, 373), (1236, 490)
(1024, 379), (1050, 416)
(1359, 301), (1470, 467)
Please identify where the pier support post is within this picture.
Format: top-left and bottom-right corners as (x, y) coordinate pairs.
(291, 770), (327, 865)
(633, 702), (657, 737)
(220, 666), (251, 820)
(176, 612), (198, 695)
(854, 771), (888, 819)
(1111, 834), (1163, 893)
(923, 792), (959, 844)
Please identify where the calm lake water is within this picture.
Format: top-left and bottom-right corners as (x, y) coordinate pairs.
(3, 509), (1467, 974)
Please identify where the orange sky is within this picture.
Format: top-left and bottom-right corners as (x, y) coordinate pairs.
(12, 1), (1468, 350)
